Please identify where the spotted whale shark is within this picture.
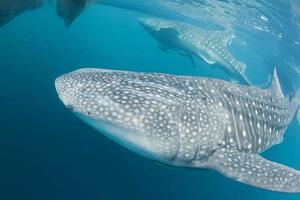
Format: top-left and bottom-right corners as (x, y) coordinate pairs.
(139, 17), (251, 85)
(55, 68), (300, 193)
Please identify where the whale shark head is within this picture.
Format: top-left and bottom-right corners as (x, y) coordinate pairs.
(55, 68), (183, 161)
(139, 18), (181, 46)
(139, 18), (167, 31)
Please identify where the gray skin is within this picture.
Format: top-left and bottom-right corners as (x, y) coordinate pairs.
(139, 17), (251, 85)
(55, 68), (300, 193)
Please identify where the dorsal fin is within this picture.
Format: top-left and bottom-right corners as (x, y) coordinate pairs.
(270, 67), (284, 99)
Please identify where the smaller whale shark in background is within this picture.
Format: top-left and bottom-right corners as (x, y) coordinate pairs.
(56, 67), (300, 192)
(139, 17), (251, 85)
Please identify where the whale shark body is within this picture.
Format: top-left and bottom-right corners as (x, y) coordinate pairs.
(139, 18), (251, 85)
(56, 67), (300, 193)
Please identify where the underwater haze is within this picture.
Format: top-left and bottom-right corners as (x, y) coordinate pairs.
(0, 1), (300, 200)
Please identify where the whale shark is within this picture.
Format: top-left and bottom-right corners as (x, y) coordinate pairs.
(139, 17), (251, 85)
(55, 67), (300, 192)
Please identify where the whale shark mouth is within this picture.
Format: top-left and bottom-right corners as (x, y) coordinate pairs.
(75, 111), (158, 159)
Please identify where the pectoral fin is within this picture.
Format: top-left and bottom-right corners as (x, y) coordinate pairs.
(188, 56), (197, 69)
(158, 44), (169, 53)
(158, 27), (180, 40)
(202, 145), (300, 193)
(229, 78), (239, 84)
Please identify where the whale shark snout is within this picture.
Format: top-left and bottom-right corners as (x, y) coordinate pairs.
(55, 68), (112, 114)
(139, 17), (175, 32)
(55, 68), (182, 161)
(139, 18), (158, 29)
(55, 72), (79, 110)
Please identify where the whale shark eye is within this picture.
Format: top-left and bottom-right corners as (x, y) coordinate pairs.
(66, 105), (74, 112)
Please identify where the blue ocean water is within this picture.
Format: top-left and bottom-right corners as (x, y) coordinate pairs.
(0, 1), (300, 200)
